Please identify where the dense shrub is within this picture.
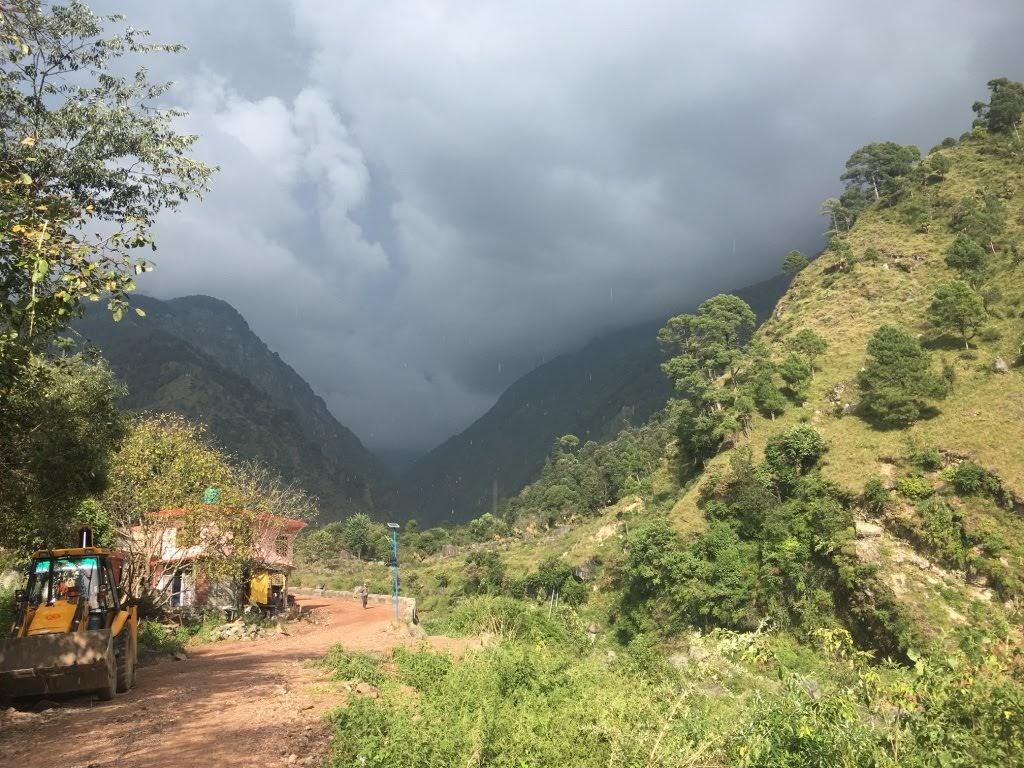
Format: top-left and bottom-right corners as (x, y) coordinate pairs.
(917, 498), (968, 568)
(909, 445), (944, 471)
(512, 556), (587, 606)
(138, 620), (189, 655)
(392, 646), (453, 693)
(327, 641), (715, 768)
(892, 647), (1024, 766)
(426, 595), (588, 650)
(896, 475), (934, 500)
(947, 461), (1003, 499)
(861, 478), (890, 514)
(462, 550), (506, 595)
(731, 680), (886, 766)
(979, 325), (1002, 342)
(620, 433), (858, 642)
(319, 645), (386, 685)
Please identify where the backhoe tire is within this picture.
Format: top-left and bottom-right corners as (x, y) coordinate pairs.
(97, 652), (117, 701)
(115, 629), (134, 693)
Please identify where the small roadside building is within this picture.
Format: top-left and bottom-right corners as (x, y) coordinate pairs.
(142, 507), (307, 610)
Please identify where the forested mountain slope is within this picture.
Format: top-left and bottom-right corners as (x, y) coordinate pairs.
(74, 295), (396, 520)
(405, 273), (791, 526)
(500, 112), (1024, 658)
(659, 125), (1024, 647)
(666, 131), (1024, 514)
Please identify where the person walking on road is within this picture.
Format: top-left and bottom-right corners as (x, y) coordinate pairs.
(359, 582), (369, 609)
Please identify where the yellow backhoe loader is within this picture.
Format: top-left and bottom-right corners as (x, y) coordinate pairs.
(0, 528), (138, 701)
(248, 568), (291, 614)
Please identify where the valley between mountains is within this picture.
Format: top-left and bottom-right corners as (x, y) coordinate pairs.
(4, 4), (1024, 762)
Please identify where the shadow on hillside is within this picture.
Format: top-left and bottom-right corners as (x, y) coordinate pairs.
(858, 404), (943, 431)
(921, 333), (975, 352)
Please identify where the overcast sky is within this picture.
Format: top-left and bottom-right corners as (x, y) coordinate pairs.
(91, 1), (1024, 454)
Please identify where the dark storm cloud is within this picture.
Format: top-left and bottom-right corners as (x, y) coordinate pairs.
(91, 1), (1024, 452)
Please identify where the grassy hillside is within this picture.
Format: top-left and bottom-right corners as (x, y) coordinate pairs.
(660, 127), (1024, 645)
(405, 273), (791, 527)
(746, 138), (1024, 495)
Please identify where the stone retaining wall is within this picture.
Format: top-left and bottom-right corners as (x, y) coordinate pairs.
(290, 586), (417, 623)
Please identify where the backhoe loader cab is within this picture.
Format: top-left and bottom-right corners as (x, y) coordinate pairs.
(0, 530), (138, 701)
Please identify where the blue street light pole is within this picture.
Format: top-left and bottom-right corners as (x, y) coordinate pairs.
(387, 523), (400, 624)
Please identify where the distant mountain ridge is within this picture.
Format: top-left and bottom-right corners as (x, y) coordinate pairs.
(74, 294), (395, 521)
(404, 273), (793, 526)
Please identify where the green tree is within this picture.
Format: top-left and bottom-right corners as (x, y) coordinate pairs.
(100, 413), (234, 600)
(468, 512), (507, 541)
(923, 153), (953, 183)
(782, 250), (809, 274)
(778, 352), (813, 402)
(463, 551), (506, 595)
(821, 188), (872, 233)
(821, 198), (852, 233)
(972, 77), (1024, 135)
(733, 393), (755, 438)
(0, 354), (126, 551)
(556, 434), (580, 453)
(231, 460), (318, 523)
(945, 234), (988, 282)
(0, 2), (213, 374)
(858, 325), (948, 428)
(674, 400), (730, 465)
(342, 512), (379, 560)
(748, 366), (786, 420)
(787, 328), (828, 373)
(102, 413), (234, 525)
(928, 280), (986, 349)
(950, 194), (1005, 253)
(841, 142), (921, 202)
(296, 522), (346, 565)
(659, 294), (757, 393)
(827, 235), (855, 270)
(763, 425), (828, 491)
(660, 295), (757, 464)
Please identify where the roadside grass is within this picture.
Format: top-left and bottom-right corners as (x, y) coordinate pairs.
(138, 619), (190, 655)
(138, 610), (273, 654)
(317, 645), (387, 685)
(322, 604), (1024, 768)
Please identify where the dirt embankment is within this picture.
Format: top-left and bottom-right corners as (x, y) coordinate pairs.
(0, 597), (456, 768)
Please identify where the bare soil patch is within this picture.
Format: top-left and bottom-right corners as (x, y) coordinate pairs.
(0, 597), (456, 768)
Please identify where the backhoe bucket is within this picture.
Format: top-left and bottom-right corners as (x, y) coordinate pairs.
(0, 630), (114, 699)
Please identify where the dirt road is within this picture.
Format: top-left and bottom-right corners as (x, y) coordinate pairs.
(0, 597), (452, 768)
